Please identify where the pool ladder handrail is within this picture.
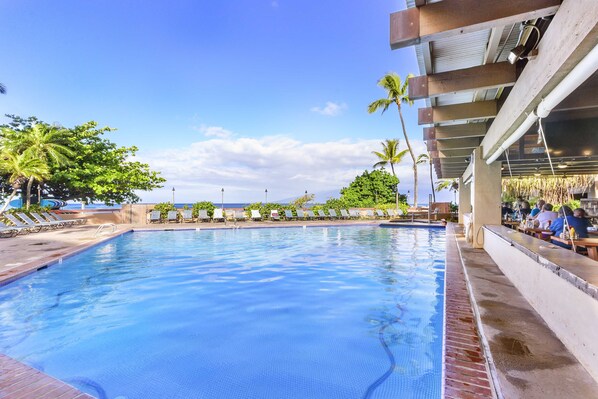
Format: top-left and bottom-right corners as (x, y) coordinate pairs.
(94, 223), (117, 237)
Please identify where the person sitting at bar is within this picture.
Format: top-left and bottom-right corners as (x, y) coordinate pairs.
(535, 203), (558, 229)
(550, 206), (589, 248)
(501, 202), (513, 217)
(530, 199), (545, 218)
(574, 208), (593, 228)
(519, 201), (532, 218)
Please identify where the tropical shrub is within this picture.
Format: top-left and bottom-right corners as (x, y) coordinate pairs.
(340, 169), (403, 207)
(192, 201), (216, 218)
(245, 202), (289, 220)
(375, 202), (409, 215)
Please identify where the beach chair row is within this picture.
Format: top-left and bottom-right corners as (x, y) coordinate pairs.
(0, 211), (86, 237)
(148, 208), (404, 223)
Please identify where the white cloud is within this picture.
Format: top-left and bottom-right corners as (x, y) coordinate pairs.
(310, 101), (347, 117)
(193, 124), (234, 139)
(135, 134), (440, 204)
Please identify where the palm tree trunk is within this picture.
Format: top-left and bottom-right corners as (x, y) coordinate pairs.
(0, 189), (18, 214)
(429, 159), (436, 202)
(25, 176), (34, 210)
(390, 163), (399, 211)
(396, 103), (417, 206)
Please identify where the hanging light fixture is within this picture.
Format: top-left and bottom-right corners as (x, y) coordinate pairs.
(557, 162), (568, 169)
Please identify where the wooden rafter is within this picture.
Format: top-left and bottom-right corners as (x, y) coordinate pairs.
(418, 101), (497, 125)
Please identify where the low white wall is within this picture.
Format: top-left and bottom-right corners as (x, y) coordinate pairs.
(483, 229), (598, 382)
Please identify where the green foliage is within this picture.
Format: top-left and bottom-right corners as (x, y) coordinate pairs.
(290, 194), (315, 208)
(192, 201), (216, 218)
(153, 202), (176, 220)
(322, 197), (351, 214)
(245, 202), (289, 219)
(1, 115), (165, 205)
(4, 204), (51, 216)
(371, 139), (409, 175)
(339, 169), (405, 207)
(554, 200), (581, 212)
(374, 202), (409, 215)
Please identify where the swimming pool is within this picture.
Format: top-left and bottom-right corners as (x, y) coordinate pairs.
(0, 226), (445, 398)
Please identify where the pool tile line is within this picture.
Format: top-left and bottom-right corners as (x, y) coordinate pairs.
(444, 224), (495, 399)
(0, 228), (132, 287)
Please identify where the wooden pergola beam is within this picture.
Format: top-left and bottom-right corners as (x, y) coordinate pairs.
(423, 123), (487, 140)
(390, 0), (560, 49)
(481, 0), (598, 160)
(409, 62), (517, 100)
(418, 101), (497, 125)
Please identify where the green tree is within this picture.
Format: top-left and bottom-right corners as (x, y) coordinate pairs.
(340, 169), (404, 207)
(2, 116), (165, 205)
(368, 73), (418, 206)
(0, 152), (50, 214)
(4, 124), (74, 208)
(372, 138), (408, 210)
(417, 153), (435, 202)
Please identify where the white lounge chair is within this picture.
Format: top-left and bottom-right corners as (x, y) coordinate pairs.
(317, 210), (327, 220)
(251, 209), (262, 221)
(181, 210), (194, 223)
(364, 209), (375, 219)
(284, 210), (295, 220)
(296, 209), (306, 220)
(212, 208), (225, 222)
(386, 209), (396, 217)
(0, 221), (23, 237)
(305, 210), (316, 220)
(30, 212), (67, 228)
(197, 209), (210, 222)
(5, 214), (43, 232)
(18, 212), (61, 230)
(234, 211), (247, 221)
(270, 210), (280, 221)
(167, 211), (178, 223)
(42, 212), (76, 226)
(328, 209), (338, 219)
(149, 211), (161, 223)
(340, 209), (350, 219)
(51, 211), (86, 225)
(349, 209), (360, 219)
(375, 209), (386, 218)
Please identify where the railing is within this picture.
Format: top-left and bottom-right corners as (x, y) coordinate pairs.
(94, 223), (117, 237)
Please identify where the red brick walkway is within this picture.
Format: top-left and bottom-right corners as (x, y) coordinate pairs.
(0, 354), (93, 399)
(444, 226), (494, 399)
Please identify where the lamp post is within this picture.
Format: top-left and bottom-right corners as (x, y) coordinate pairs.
(172, 187), (175, 204)
(221, 188), (224, 210)
(265, 189), (268, 204)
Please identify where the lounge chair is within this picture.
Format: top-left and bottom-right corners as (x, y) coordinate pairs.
(149, 210), (161, 223)
(349, 209), (360, 219)
(317, 210), (327, 220)
(340, 209), (350, 219)
(234, 210), (247, 221)
(30, 212), (68, 228)
(375, 209), (386, 218)
(42, 212), (76, 226)
(386, 209), (396, 218)
(328, 209), (338, 219)
(212, 208), (225, 222)
(296, 209), (306, 220)
(364, 209), (375, 219)
(197, 209), (210, 222)
(4, 214), (42, 232)
(251, 210), (262, 221)
(18, 212), (61, 230)
(181, 210), (194, 223)
(0, 222), (23, 237)
(270, 210), (281, 221)
(51, 211), (86, 225)
(167, 211), (178, 223)
(284, 210), (295, 220)
(305, 210), (316, 220)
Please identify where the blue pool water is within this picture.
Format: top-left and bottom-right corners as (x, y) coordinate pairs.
(0, 226), (445, 399)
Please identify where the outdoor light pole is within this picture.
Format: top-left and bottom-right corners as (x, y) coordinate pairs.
(221, 188), (224, 210)
(172, 187), (175, 204)
(265, 189), (268, 204)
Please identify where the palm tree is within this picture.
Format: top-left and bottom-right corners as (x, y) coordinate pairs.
(4, 124), (73, 208)
(417, 153), (435, 202)
(0, 83), (6, 94)
(436, 179), (459, 204)
(0, 152), (50, 214)
(368, 72), (418, 206)
(372, 139), (409, 210)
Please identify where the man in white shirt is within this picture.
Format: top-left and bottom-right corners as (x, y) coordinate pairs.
(535, 203), (558, 229)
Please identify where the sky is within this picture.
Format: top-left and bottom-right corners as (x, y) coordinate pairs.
(0, 0), (454, 204)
